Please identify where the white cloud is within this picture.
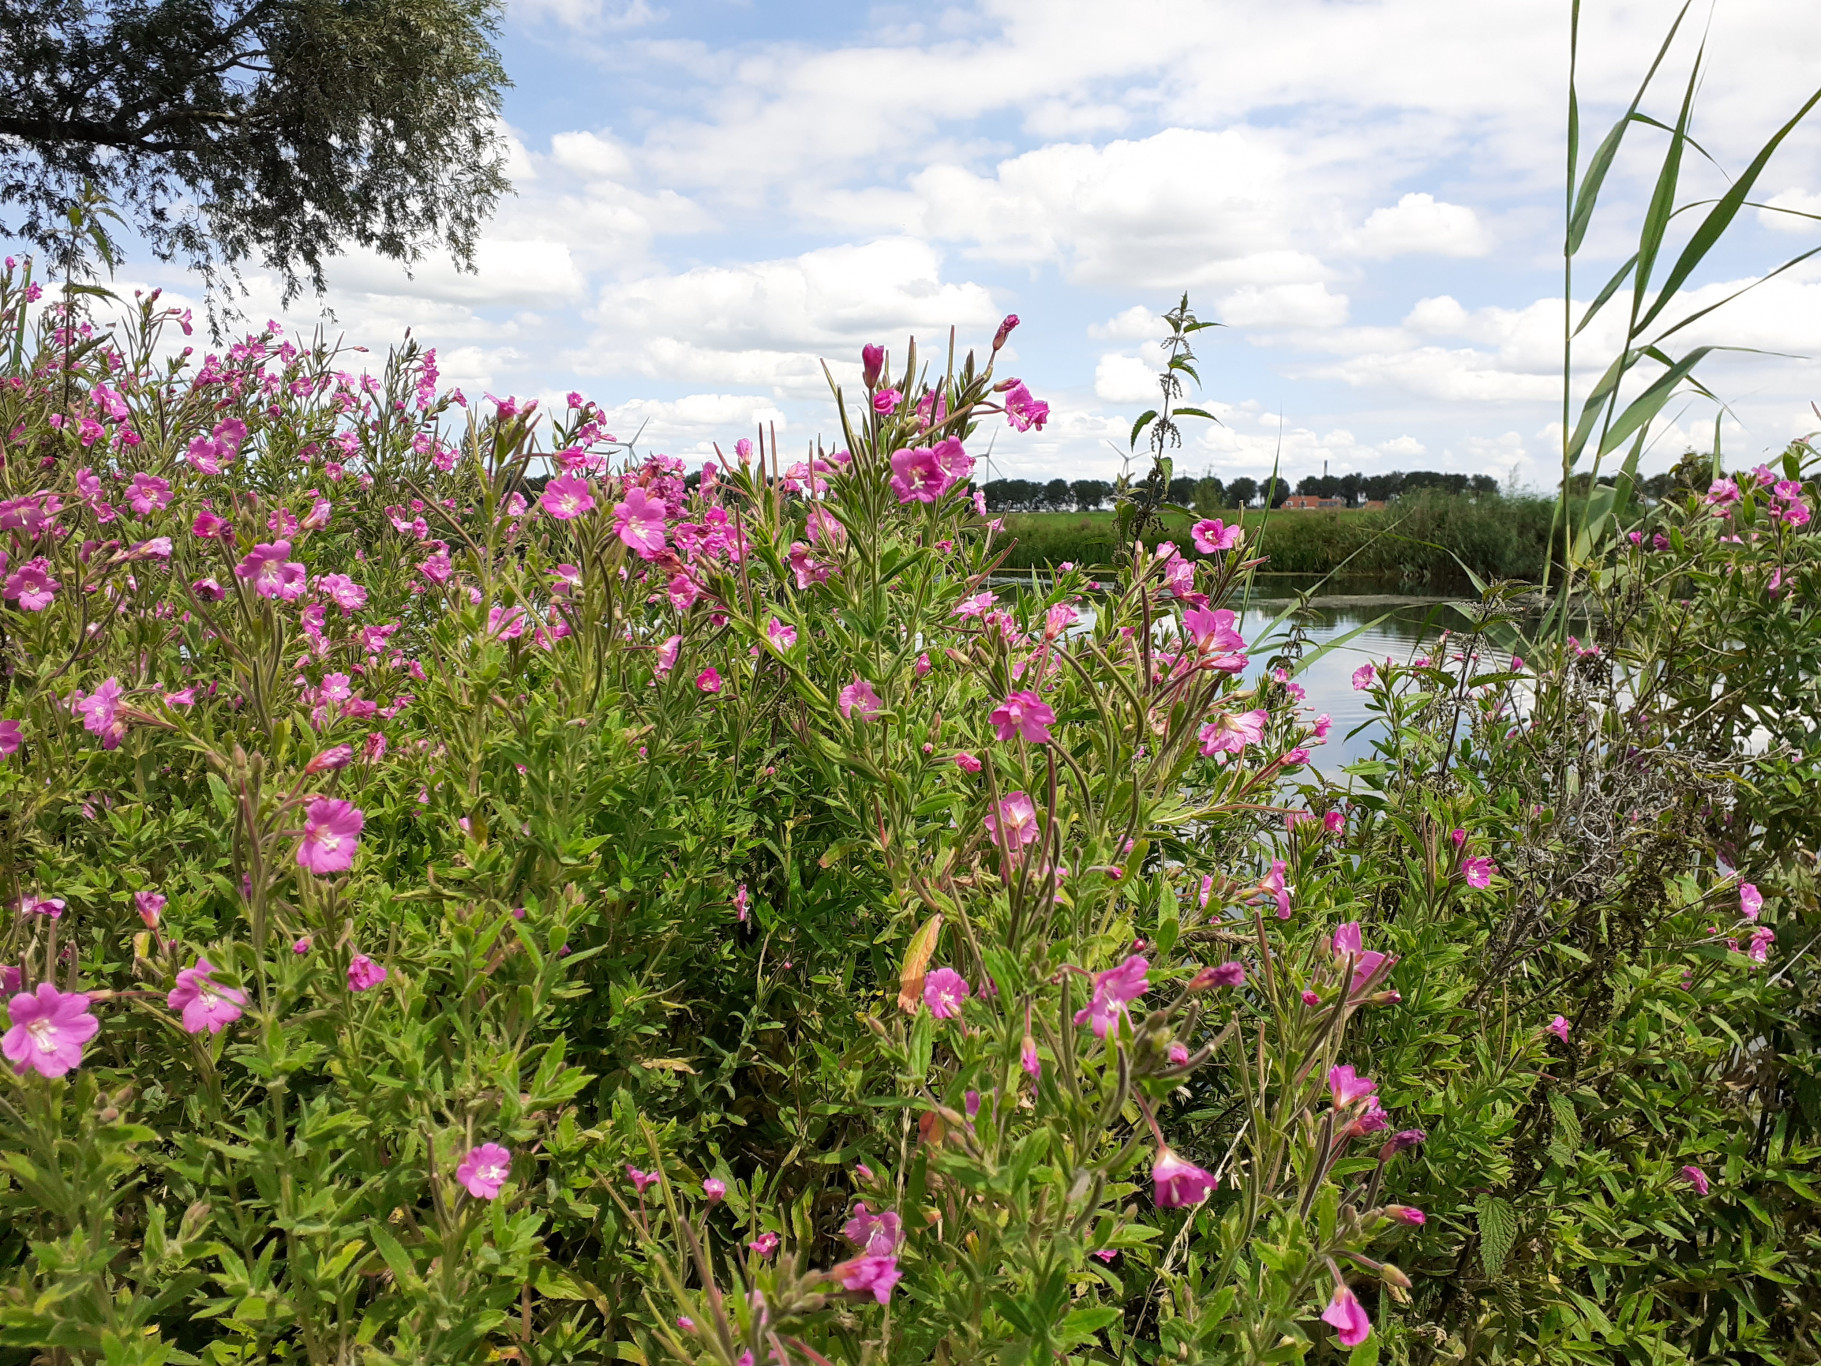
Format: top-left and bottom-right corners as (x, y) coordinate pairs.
(329, 238), (587, 309)
(1343, 193), (1491, 258)
(581, 237), (1000, 392)
(1094, 353), (1158, 403)
(1088, 305), (1163, 341)
(512, 0), (657, 31)
(549, 131), (634, 181)
(886, 129), (1340, 289)
(1219, 282), (1350, 329)
(1758, 188), (1821, 232)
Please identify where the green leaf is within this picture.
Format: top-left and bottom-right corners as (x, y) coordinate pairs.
(1635, 80), (1821, 334)
(1348, 1335), (1382, 1366)
(1129, 410), (1157, 450)
(1479, 1195), (1517, 1278)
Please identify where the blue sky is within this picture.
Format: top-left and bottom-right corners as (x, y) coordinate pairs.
(129, 0), (1821, 488)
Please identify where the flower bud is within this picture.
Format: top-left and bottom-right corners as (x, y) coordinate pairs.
(1188, 961), (1246, 990)
(1377, 1128), (1427, 1161)
(992, 314), (1019, 351)
(304, 744), (354, 774)
(1379, 1262), (1413, 1291)
(861, 344), (885, 388)
(1382, 1204), (1425, 1225)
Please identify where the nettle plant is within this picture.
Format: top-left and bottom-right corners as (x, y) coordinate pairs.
(0, 249), (1815, 1366)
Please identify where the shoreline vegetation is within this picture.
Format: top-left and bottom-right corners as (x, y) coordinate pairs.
(992, 491), (1560, 585)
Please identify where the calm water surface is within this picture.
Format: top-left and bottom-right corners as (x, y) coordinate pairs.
(1233, 591), (1466, 770)
(1000, 575), (1476, 770)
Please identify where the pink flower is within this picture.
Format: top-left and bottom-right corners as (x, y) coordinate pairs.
(696, 667), (722, 693)
(135, 891), (164, 927)
(839, 676), (883, 720)
(765, 616), (798, 651)
(1192, 961), (1247, 989)
(1463, 855), (1497, 889)
(1679, 1164), (1711, 1196)
(1351, 663), (1376, 690)
(931, 436), (973, 483)
(655, 634), (682, 677)
(954, 590), (997, 618)
(1152, 1147), (1218, 1208)
(788, 541), (833, 589)
(1259, 859), (1291, 918)
(749, 1231), (780, 1258)
(614, 487), (669, 558)
(127, 473), (172, 515)
(456, 1142), (513, 1198)
(541, 475), (595, 521)
(1182, 606), (1246, 669)
(1546, 1015), (1570, 1043)
(167, 958), (247, 1034)
(318, 573), (367, 615)
(4, 984), (99, 1077)
(889, 445), (951, 503)
(990, 690), (1055, 743)
(806, 503), (847, 548)
(985, 791), (1041, 848)
(1191, 518), (1243, 553)
(297, 797), (363, 874)
(1747, 926), (1775, 964)
(1384, 1204), (1426, 1225)
(923, 967), (971, 1019)
(1199, 708), (1267, 757)
(703, 1177), (726, 1202)
(1328, 1064), (1378, 1109)
(3, 557), (59, 611)
(1001, 381), (1049, 432)
(835, 1253), (902, 1304)
(1021, 1033), (1042, 1079)
(191, 576), (224, 601)
(21, 895), (65, 918)
(1073, 955), (1149, 1038)
(1322, 1283), (1372, 1348)
(872, 387), (902, 414)
(843, 1203), (904, 1255)
(234, 542), (308, 600)
(0, 719), (21, 755)
(347, 954), (387, 991)
(733, 884), (748, 921)
(953, 751), (982, 773)
(74, 676), (126, 749)
(1740, 883), (1762, 920)
(1168, 1042), (1190, 1065)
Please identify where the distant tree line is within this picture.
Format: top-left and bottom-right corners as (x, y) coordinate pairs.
(980, 469), (1505, 514)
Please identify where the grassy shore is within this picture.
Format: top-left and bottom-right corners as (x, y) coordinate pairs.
(993, 491), (1558, 586)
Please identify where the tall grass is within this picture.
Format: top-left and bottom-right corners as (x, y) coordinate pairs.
(995, 491), (1558, 586)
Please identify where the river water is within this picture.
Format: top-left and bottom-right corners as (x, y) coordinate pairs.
(997, 573), (1469, 772)
(1232, 588), (1463, 770)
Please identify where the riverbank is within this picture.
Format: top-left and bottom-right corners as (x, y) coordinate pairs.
(994, 490), (1557, 586)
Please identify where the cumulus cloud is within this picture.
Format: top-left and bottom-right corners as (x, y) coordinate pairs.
(1219, 282), (1350, 329)
(1343, 193), (1491, 258)
(1757, 188), (1821, 233)
(1094, 353), (1158, 403)
(580, 237), (1000, 393)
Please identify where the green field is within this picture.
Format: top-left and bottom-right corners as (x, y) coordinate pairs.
(993, 492), (1558, 585)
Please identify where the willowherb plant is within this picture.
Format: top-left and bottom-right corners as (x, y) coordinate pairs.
(0, 250), (1815, 1366)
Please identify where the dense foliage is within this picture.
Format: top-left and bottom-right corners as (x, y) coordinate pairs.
(0, 269), (1816, 1365)
(0, 0), (508, 297)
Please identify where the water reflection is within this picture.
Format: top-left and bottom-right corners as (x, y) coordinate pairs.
(1236, 593), (1462, 770)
